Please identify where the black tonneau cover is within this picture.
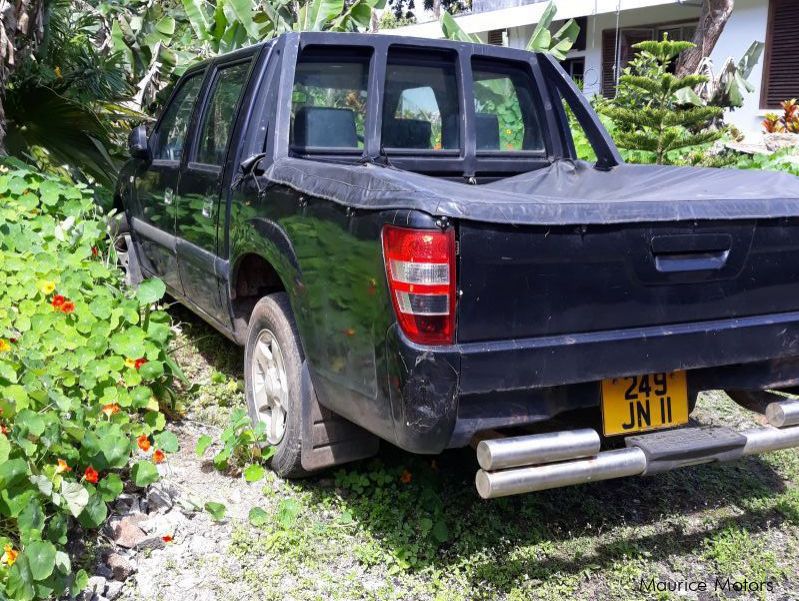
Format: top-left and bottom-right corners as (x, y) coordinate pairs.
(263, 158), (799, 226)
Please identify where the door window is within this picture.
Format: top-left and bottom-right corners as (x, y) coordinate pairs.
(152, 73), (205, 161)
(195, 61), (252, 165)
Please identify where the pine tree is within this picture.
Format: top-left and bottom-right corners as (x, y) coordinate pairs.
(599, 35), (723, 165)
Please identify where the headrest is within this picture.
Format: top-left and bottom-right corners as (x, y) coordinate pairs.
(383, 118), (432, 149)
(293, 106), (358, 148)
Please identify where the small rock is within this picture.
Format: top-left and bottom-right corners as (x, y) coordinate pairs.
(106, 552), (136, 581)
(108, 514), (148, 548)
(187, 535), (212, 556)
(146, 483), (177, 513)
(104, 580), (125, 600)
(115, 493), (142, 515)
(140, 508), (188, 537)
(86, 576), (107, 595)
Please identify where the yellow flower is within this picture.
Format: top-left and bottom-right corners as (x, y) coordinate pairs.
(39, 280), (56, 295)
(1, 544), (18, 567)
(54, 66), (62, 79)
(124, 358), (137, 369)
(0, 339), (10, 353)
(55, 459), (72, 474)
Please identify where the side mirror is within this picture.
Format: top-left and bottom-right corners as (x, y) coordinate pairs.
(128, 125), (150, 160)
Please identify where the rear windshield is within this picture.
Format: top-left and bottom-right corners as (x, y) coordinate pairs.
(288, 44), (549, 166)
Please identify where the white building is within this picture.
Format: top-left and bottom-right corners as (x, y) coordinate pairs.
(386, 0), (798, 139)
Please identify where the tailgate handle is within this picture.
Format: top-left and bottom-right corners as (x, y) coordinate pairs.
(651, 234), (732, 273)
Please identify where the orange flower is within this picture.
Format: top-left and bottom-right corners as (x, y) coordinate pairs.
(400, 469), (412, 484)
(134, 358), (148, 370)
(1, 544), (18, 566)
(101, 403), (121, 417)
(153, 449), (165, 464)
(91, 246), (99, 257)
(137, 435), (151, 452)
(51, 294), (65, 308)
(55, 459), (72, 474)
(61, 301), (75, 314)
(0, 424), (8, 435)
(84, 466), (99, 484)
(162, 535), (173, 543)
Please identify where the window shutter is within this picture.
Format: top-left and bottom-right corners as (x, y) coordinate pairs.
(762, 0), (799, 108)
(601, 30), (618, 98)
(487, 29), (505, 46)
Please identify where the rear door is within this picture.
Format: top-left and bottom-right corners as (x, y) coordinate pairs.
(175, 56), (254, 326)
(133, 71), (205, 293)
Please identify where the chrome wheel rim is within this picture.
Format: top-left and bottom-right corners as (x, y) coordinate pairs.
(251, 329), (288, 445)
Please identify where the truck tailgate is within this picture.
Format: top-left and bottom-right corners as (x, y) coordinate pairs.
(457, 219), (799, 343)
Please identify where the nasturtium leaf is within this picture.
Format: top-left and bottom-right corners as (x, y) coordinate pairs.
(71, 568), (89, 597)
(18, 499), (45, 535)
(99, 433), (131, 469)
(195, 435), (212, 456)
(78, 494), (107, 529)
(139, 360), (165, 379)
(204, 501), (227, 521)
(131, 461), (159, 487)
(0, 458), (29, 488)
(248, 507), (269, 527)
(154, 431), (179, 453)
(45, 512), (68, 546)
(97, 473), (124, 502)
(276, 499), (300, 528)
(432, 519), (450, 543)
(54, 550), (71, 574)
(243, 464), (265, 483)
(135, 278), (166, 306)
(26, 540), (57, 581)
(6, 555), (36, 600)
(61, 481), (90, 517)
(0, 433), (9, 463)
(144, 411), (166, 432)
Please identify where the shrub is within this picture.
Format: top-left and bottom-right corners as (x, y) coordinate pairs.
(597, 35), (723, 165)
(762, 99), (799, 133)
(0, 161), (178, 600)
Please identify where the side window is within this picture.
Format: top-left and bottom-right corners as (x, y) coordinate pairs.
(291, 49), (370, 150)
(152, 73), (205, 161)
(472, 59), (546, 152)
(382, 50), (460, 151)
(195, 61), (251, 166)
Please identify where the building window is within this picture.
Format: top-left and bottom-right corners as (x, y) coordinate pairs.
(561, 57), (585, 88)
(487, 29), (506, 46)
(602, 22), (696, 97)
(761, 0), (799, 109)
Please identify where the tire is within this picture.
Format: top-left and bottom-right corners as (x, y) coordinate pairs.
(244, 292), (308, 478)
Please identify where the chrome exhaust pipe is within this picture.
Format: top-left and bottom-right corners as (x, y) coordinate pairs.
(476, 448), (647, 499)
(476, 429), (600, 471)
(475, 424), (799, 499)
(766, 399), (799, 428)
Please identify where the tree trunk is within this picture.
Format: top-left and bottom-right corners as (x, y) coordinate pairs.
(675, 0), (735, 76)
(432, 0), (442, 19)
(0, 0), (46, 154)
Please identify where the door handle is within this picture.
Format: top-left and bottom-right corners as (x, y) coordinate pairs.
(164, 187), (174, 205)
(654, 250), (730, 273)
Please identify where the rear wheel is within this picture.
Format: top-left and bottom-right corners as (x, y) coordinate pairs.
(244, 293), (308, 478)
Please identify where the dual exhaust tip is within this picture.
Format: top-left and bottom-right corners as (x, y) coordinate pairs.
(475, 397), (799, 499)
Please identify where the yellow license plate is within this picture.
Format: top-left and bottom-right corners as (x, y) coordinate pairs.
(601, 371), (689, 436)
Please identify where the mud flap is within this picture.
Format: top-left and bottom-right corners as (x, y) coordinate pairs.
(300, 361), (379, 472)
(119, 234), (144, 288)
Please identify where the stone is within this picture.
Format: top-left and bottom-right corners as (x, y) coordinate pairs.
(86, 576), (107, 595)
(764, 132), (799, 152)
(146, 482), (177, 513)
(187, 535), (212, 556)
(104, 580), (125, 601)
(115, 492), (142, 515)
(106, 552), (136, 581)
(108, 514), (149, 549)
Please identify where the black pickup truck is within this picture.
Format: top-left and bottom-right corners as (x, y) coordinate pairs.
(117, 32), (799, 498)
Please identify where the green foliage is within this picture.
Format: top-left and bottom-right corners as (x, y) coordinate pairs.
(598, 34), (723, 165)
(440, 1), (579, 60)
(0, 161), (177, 600)
(195, 407), (275, 474)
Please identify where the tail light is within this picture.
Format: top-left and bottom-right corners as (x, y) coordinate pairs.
(381, 225), (456, 345)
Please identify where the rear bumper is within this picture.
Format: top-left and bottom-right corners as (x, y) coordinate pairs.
(386, 311), (799, 453)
